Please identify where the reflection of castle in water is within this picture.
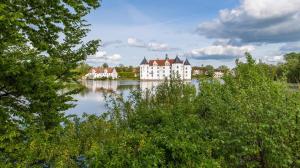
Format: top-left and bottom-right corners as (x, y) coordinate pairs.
(139, 80), (195, 91)
(82, 80), (118, 92)
(139, 81), (162, 91)
(80, 80), (197, 94)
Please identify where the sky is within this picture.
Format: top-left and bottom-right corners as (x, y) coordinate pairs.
(85, 0), (300, 68)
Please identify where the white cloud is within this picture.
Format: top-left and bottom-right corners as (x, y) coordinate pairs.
(87, 51), (121, 65)
(197, 0), (300, 43)
(127, 37), (145, 47)
(127, 37), (179, 51)
(264, 55), (284, 63)
(242, 0), (300, 19)
(147, 42), (170, 51)
(185, 44), (255, 60)
(280, 42), (300, 52)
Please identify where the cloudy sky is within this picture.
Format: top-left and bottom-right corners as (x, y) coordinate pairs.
(85, 0), (300, 67)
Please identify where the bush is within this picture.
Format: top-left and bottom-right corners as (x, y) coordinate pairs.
(118, 72), (137, 79)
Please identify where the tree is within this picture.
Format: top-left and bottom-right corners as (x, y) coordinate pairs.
(75, 62), (91, 77)
(102, 63), (109, 68)
(197, 53), (300, 167)
(205, 65), (214, 77)
(0, 0), (100, 166)
(217, 65), (230, 73)
(282, 52), (300, 83)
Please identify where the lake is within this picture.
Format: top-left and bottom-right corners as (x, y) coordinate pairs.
(66, 80), (199, 116)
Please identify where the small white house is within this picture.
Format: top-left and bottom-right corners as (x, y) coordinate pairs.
(85, 67), (118, 79)
(213, 71), (224, 79)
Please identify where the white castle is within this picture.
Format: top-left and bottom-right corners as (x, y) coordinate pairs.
(140, 54), (191, 80)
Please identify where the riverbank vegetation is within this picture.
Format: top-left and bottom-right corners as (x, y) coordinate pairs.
(115, 64), (139, 80)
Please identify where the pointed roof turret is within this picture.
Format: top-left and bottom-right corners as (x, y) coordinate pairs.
(140, 57), (148, 65)
(174, 55), (182, 63)
(165, 53), (169, 60)
(184, 59), (191, 65)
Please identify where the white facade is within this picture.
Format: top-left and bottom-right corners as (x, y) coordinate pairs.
(140, 55), (191, 80)
(213, 71), (224, 79)
(82, 80), (118, 92)
(85, 67), (118, 79)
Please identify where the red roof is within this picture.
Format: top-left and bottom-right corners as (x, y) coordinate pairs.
(89, 67), (115, 73)
(149, 59), (176, 66)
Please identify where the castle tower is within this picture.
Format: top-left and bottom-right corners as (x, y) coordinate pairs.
(183, 59), (191, 80)
(171, 55), (183, 79)
(140, 57), (149, 80)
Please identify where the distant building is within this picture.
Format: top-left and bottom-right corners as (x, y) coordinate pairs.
(85, 67), (118, 79)
(213, 70), (224, 78)
(192, 67), (207, 76)
(140, 55), (191, 80)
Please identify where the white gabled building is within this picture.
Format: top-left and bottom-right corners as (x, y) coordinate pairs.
(85, 67), (118, 79)
(140, 55), (191, 80)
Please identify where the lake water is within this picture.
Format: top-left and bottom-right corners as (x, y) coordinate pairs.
(66, 80), (199, 116)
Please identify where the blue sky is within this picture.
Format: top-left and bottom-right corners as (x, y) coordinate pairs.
(85, 0), (300, 68)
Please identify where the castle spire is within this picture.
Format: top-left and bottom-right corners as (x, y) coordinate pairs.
(140, 57), (148, 65)
(174, 55), (182, 63)
(184, 58), (191, 65)
(165, 53), (169, 60)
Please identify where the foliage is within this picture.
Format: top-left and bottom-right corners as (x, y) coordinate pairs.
(102, 63), (109, 68)
(115, 65), (139, 79)
(282, 52), (300, 83)
(257, 62), (280, 80)
(192, 65), (216, 79)
(197, 53), (300, 167)
(205, 65), (215, 77)
(0, 0), (100, 166)
(217, 65), (230, 73)
(118, 72), (138, 79)
(75, 62), (92, 77)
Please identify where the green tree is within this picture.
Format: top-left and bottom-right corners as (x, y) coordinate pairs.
(0, 0), (100, 166)
(282, 52), (300, 83)
(217, 65), (230, 73)
(102, 63), (109, 68)
(205, 65), (214, 77)
(76, 62), (91, 77)
(197, 53), (300, 167)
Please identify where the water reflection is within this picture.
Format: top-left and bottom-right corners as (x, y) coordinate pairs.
(66, 80), (199, 116)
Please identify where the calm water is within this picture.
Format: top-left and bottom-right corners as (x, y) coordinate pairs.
(66, 80), (199, 116)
